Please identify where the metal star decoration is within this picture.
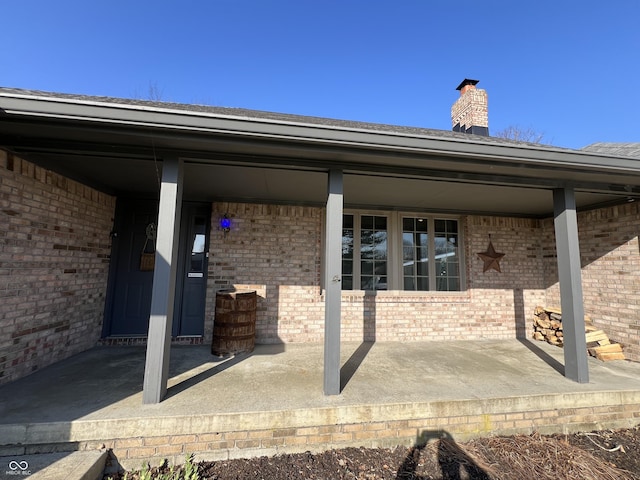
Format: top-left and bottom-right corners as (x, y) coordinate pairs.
(477, 239), (505, 273)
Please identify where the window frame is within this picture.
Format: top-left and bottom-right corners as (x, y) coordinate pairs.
(342, 211), (393, 291)
(341, 210), (465, 292)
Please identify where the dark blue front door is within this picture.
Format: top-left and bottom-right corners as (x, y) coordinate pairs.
(105, 198), (158, 336)
(104, 200), (210, 337)
(172, 203), (210, 337)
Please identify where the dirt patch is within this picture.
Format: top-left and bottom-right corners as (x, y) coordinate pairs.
(107, 426), (640, 479)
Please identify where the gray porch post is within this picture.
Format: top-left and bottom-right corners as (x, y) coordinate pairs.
(553, 187), (589, 383)
(324, 169), (343, 395)
(143, 156), (184, 404)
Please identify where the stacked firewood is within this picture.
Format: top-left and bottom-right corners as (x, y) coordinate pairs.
(532, 306), (566, 346)
(533, 306), (625, 361)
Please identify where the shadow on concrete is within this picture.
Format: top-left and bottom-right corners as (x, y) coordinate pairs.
(0, 343), (287, 425)
(396, 430), (491, 480)
(518, 338), (565, 376)
(340, 293), (377, 391)
(165, 352), (253, 399)
(513, 288), (527, 339)
(340, 342), (374, 391)
(166, 342), (286, 400)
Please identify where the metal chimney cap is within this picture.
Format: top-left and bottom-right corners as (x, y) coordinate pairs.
(456, 79), (479, 91)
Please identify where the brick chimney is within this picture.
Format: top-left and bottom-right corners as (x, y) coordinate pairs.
(451, 79), (489, 136)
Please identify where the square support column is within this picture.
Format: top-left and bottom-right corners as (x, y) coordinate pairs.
(324, 169), (343, 395)
(553, 187), (589, 383)
(143, 156), (184, 404)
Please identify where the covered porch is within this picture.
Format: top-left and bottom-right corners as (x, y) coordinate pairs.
(1, 339), (640, 470)
(3, 88), (640, 404)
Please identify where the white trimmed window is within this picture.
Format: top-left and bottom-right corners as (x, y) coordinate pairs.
(341, 212), (462, 291)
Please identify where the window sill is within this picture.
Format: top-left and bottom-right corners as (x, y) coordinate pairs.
(338, 290), (471, 302)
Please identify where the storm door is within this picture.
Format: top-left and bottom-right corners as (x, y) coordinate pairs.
(104, 199), (210, 337)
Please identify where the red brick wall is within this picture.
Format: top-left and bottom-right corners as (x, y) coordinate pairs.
(0, 151), (115, 384)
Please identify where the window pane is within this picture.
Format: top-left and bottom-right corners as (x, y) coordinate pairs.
(189, 217), (208, 273)
(437, 260), (448, 277)
(444, 259), (459, 272)
(359, 215), (387, 290)
(417, 258), (429, 276)
(361, 276), (374, 290)
(361, 260), (374, 275)
(342, 259), (353, 275)
(373, 233), (387, 259)
(402, 217), (430, 291)
(341, 215), (354, 290)
(417, 276), (429, 291)
(434, 218), (460, 291)
(192, 233), (206, 254)
(342, 230), (353, 258)
(417, 233), (428, 248)
(360, 236), (374, 259)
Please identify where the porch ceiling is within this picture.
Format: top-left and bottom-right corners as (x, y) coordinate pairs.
(184, 163), (617, 217)
(1, 89), (640, 217)
(3, 148), (622, 217)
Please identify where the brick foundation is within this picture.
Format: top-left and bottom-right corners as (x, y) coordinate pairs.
(109, 401), (639, 467)
(5, 392), (637, 469)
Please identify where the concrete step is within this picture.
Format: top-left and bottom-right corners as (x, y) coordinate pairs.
(0, 450), (107, 480)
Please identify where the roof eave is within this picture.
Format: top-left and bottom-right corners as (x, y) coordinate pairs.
(2, 91), (640, 176)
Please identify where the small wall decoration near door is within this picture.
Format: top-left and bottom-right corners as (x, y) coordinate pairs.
(477, 235), (505, 273)
(140, 222), (157, 271)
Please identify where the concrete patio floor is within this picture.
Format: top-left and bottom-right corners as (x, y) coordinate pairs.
(1, 339), (640, 471)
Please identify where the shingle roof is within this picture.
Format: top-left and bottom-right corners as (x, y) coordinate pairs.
(582, 142), (640, 159)
(0, 86), (564, 151)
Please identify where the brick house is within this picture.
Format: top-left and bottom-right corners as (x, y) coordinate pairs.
(1, 84), (639, 403)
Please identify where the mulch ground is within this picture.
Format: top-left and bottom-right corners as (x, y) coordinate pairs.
(108, 426), (640, 480)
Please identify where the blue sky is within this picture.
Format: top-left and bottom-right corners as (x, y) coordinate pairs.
(2, 1), (639, 149)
